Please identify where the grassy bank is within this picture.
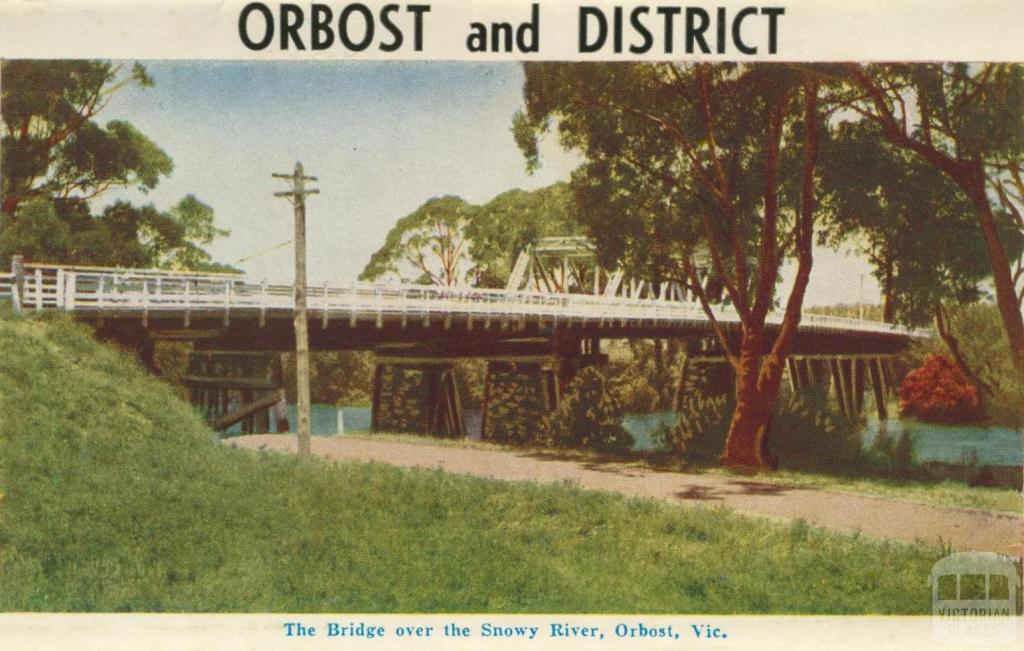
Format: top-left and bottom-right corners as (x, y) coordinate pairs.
(1, 312), (950, 613)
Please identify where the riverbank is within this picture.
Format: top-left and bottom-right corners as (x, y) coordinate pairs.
(229, 434), (1024, 556)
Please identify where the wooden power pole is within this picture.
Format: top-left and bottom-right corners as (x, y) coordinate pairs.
(273, 162), (319, 460)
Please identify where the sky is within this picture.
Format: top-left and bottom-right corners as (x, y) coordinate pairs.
(101, 60), (879, 307)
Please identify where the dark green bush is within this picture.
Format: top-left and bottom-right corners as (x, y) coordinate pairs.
(668, 393), (734, 464)
(543, 366), (633, 450)
(893, 430), (916, 479)
(668, 385), (863, 472)
(767, 387), (863, 473)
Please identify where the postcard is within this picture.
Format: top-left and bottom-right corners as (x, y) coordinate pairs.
(0, 1), (1021, 649)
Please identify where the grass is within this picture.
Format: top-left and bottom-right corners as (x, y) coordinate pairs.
(701, 468), (1023, 516)
(0, 311), (953, 613)
(348, 432), (1023, 516)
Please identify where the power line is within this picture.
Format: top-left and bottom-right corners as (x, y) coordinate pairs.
(232, 239), (292, 266)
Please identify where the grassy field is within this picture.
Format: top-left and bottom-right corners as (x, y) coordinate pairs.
(0, 312), (951, 613)
(347, 434), (1022, 516)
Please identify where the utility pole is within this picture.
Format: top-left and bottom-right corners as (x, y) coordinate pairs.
(274, 162), (318, 460)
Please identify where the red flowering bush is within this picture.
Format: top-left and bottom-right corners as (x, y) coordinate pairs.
(898, 355), (981, 423)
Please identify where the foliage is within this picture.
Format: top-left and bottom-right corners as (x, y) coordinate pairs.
(542, 366), (633, 450)
(667, 387), (862, 474)
(819, 123), (1001, 325)
(1, 60), (165, 215)
(839, 63), (1024, 376)
(766, 388), (863, 474)
(0, 60), (231, 271)
(281, 351), (374, 407)
(867, 428), (920, 481)
(359, 196), (476, 286)
(481, 364), (550, 445)
(0, 311), (949, 613)
(374, 365), (427, 432)
(668, 394), (734, 464)
(0, 196), (233, 271)
(464, 182), (580, 288)
(360, 183), (578, 288)
(898, 355), (982, 423)
(907, 303), (1024, 427)
(604, 339), (684, 413)
(893, 431), (916, 480)
(453, 359), (486, 410)
(515, 62), (834, 468)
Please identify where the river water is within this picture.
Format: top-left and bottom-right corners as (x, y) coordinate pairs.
(242, 404), (1021, 467)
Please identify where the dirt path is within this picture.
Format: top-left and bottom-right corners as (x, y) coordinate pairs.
(229, 434), (1023, 556)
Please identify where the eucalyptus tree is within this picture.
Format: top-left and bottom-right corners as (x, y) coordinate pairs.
(515, 62), (828, 468)
(1, 60), (170, 216)
(359, 196), (478, 286)
(840, 63), (1024, 376)
(0, 60), (231, 271)
(361, 184), (579, 288)
(820, 122), (1012, 392)
(819, 122), (1000, 325)
(465, 182), (579, 288)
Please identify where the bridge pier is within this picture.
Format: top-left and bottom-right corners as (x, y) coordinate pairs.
(371, 361), (465, 438)
(182, 351), (288, 434)
(868, 357), (889, 421)
(479, 360), (558, 444)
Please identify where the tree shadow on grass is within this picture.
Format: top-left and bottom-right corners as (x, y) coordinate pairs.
(674, 485), (724, 501)
(673, 480), (798, 502)
(726, 480), (797, 495)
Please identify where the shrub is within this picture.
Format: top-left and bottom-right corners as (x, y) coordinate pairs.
(543, 366), (633, 450)
(668, 393), (734, 464)
(898, 354), (981, 423)
(768, 388), (862, 473)
(893, 430), (916, 479)
(903, 304), (1021, 427)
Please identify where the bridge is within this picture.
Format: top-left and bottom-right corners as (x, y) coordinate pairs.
(1, 250), (924, 439)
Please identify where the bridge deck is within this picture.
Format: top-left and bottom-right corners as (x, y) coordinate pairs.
(2, 263), (924, 341)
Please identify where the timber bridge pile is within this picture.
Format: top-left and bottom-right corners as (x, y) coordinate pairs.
(1, 239), (926, 438)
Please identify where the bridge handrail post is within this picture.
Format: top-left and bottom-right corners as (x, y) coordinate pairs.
(322, 279), (329, 329)
(34, 268), (43, 310)
(142, 279), (149, 326)
(56, 269), (65, 309)
(10, 255), (24, 315)
(223, 280), (231, 326)
(183, 278), (191, 326)
(10, 282), (21, 315)
(259, 278), (268, 326)
(65, 271), (76, 311)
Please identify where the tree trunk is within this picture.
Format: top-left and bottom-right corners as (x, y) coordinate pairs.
(881, 256), (896, 323)
(961, 167), (1024, 377)
(720, 77), (819, 470)
(722, 332), (786, 469)
(934, 302), (993, 396)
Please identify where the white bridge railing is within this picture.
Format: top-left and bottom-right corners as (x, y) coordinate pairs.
(1, 263), (921, 337)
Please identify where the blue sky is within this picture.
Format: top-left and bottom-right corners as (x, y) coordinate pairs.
(102, 60), (876, 306)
